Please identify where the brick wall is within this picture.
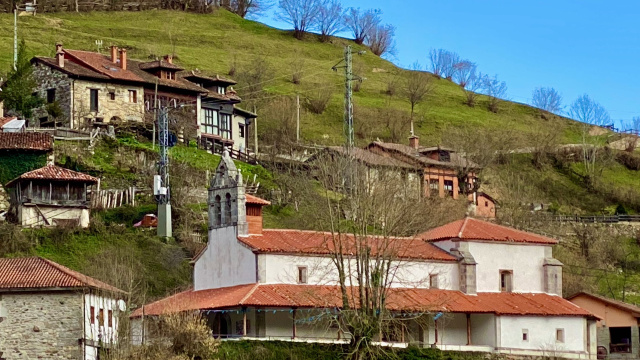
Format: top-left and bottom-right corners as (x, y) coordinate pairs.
(0, 291), (83, 360)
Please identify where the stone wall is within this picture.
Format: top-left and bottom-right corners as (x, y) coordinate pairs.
(72, 79), (144, 129)
(32, 62), (73, 126)
(0, 291), (83, 360)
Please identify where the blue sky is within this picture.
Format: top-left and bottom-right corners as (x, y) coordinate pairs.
(258, 0), (639, 128)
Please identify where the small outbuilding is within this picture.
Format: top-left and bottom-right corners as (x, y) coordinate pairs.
(569, 292), (640, 359)
(5, 164), (98, 228)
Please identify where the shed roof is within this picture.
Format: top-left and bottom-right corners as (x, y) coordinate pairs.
(310, 146), (417, 169)
(0, 132), (53, 151)
(567, 292), (640, 317)
(367, 141), (478, 169)
(5, 164), (98, 187)
(131, 283), (596, 319)
(418, 217), (557, 245)
(246, 194), (271, 206)
(0, 257), (124, 294)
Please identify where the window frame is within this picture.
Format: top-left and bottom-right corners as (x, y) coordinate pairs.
(108, 310), (113, 328)
(499, 270), (513, 292)
(89, 89), (99, 112)
(556, 328), (564, 343)
(429, 274), (439, 289)
(239, 123), (246, 138)
(219, 113), (232, 140)
(217, 86), (226, 95)
(128, 90), (137, 103)
(297, 266), (308, 284)
(46, 88), (56, 103)
(108, 91), (116, 101)
(201, 109), (219, 136)
(90, 306), (96, 325)
(522, 329), (529, 341)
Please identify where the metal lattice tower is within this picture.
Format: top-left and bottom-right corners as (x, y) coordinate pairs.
(157, 108), (170, 204)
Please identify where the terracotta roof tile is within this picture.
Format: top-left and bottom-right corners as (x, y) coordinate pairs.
(64, 49), (145, 82)
(368, 142), (478, 169)
(0, 132), (53, 151)
(33, 57), (111, 80)
(239, 229), (457, 261)
(139, 59), (184, 71)
(0, 257), (124, 294)
(312, 147), (417, 169)
(246, 194), (271, 206)
(181, 71), (237, 85)
(132, 284), (595, 318)
(418, 217), (557, 244)
(5, 164), (98, 187)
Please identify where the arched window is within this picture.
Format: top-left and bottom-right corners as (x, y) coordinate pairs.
(214, 195), (221, 226)
(225, 193), (232, 224)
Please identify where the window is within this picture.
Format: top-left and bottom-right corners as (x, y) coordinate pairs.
(298, 266), (308, 284)
(444, 180), (454, 196)
(500, 270), (513, 292)
(128, 90), (137, 103)
(429, 179), (439, 192)
(522, 329), (528, 341)
(239, 124), (246, 138)
(201, 109), (219, 135)
(485, 201), (489, 207)
(220, 114), (232, 139)
(89, 89), (99, 112)
(556, 328), (564, 343)
(214, 195), (221, 226)
(47, 88), (56, 103)
(99, 309), (104, 326)
(217, 86), (226, 94)
(90, 306), (96, 324)
(438, 150), (450, 162)
(610, 327), (632, 353)
(225, 193), (232, 224)
(168, 72), (175, 80)
(429, 274), (439, 289)
(108, 91), (116, 100)
(108, 310), (113, 328)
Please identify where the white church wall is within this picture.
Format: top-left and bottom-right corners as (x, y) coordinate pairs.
(499, 316), (585, 353)
(194, 226), (256, 291)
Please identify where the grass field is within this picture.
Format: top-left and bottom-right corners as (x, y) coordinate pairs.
(0, 10), (584, 145)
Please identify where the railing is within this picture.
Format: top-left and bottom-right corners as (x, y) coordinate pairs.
(198, 137), (258, 165)
(536, 214), (640, 224)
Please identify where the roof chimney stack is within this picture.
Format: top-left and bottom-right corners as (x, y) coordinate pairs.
(110, 45), (118, 63)
(118, 48), (127, 70)
(55, 43), (64, 68)
(163, 55), (173, 64)
(409, 135), (419, 150)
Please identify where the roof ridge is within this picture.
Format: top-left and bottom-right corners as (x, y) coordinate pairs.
(38, 257), (85, 287)
(38, 257), (123, 293)
(239, 283), (260, 304)
(458, 217), (470, 238)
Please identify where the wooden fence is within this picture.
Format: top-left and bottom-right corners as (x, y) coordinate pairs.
(91, 187), (137, 209)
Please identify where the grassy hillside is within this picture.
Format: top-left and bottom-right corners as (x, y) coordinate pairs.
(0, 10), (583, 145)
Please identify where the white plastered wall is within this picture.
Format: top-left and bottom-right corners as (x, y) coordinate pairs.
(499, 316), (586, 353)
(194, 227), (256, 290)
(83, 293), (123, 346)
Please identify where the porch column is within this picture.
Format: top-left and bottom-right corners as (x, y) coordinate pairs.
(292, 308), (297, 339)
(466, 313), (471, 345)
(453, 176), (459, 200)
(434, 319), (439, 345)
(438, 176), (445, 198)
(242, 307), (247, 337)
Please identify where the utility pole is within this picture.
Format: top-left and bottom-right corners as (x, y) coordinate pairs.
(253, 105), (258, 155)
(296, 94), (300, 143)
(155, 107), (172, 238)
(344, 46), (354, 150)
(13, 6), (17, 71)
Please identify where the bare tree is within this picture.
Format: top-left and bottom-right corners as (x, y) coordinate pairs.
(404, 62), (433, 135)
(569, 94), (611, 186)
(460, 70), (483, 107)
(365, 23), (395, 57)
(622, 116), (640, 151)
(220, 0), (272, 17)
(344, 7), (381, 45)
(275, 0), (322, 40)
(315, 0), (344, 42)
(532, 87), (563, 115)
(452, 60), (475, 88)
(428, 49), (460, 80)
(481, 74), (507, 113)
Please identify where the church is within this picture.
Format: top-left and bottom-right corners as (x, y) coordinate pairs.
(131, 151), (599, 359)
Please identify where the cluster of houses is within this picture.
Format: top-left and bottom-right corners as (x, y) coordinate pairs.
(0, 44), (637, 360)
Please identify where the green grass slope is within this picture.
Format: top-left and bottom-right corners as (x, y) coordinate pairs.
(0, 10), (582, 145)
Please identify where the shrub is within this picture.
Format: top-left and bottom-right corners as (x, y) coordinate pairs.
(305, 87), (333, 114)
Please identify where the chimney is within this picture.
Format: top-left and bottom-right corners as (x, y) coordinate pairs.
(110, 45), (118, 63)
(163, 55), (173, 64)
(118, 48), (127, 70)
(55, 43), (64, 68)
(409, 135), (419, 149)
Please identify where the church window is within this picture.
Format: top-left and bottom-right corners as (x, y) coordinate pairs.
(215, 195), (221, 226)
(225, 193), (232, 224)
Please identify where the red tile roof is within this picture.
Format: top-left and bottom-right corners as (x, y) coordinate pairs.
(246, 194), (271, 206)
(64, 49), (146, 82)
(239, 229), (457, 261)
(0, 257), (124, 294)
(131, 283), (595, 319)
(418, 217), (557, 245)
(0, 116), (17, 127)
(367, 142), (478, 169)
(5, 164), (98, 187)
(139, 59), (184, 71)
(0, 132), (53, 151)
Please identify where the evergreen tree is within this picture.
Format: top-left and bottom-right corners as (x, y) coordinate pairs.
(0, 40), (42, 118)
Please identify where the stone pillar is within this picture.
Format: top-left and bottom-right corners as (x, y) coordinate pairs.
(438, 176), (445, 198)
(453, 176), (459, 200)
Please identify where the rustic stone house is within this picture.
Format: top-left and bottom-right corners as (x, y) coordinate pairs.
(5, 164), (98, 228)
(30, 45), (204, 132)
(0, 257), (125, 360)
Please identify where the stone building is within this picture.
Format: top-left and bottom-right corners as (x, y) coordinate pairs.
(0, 257), (125, 360)
(131, 152), (598, 359)
(569, 292), (640, 359)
